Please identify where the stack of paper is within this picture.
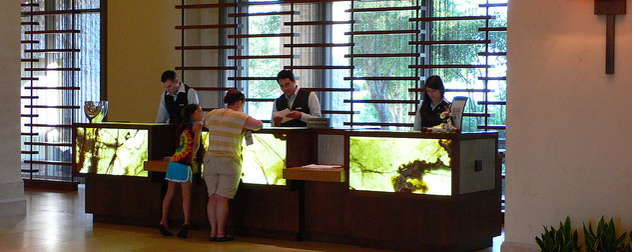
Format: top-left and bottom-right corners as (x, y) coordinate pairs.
(301, 164), (341, 169)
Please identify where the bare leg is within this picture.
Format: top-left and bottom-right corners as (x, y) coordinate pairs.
(215, 195), (230, 238)
(158, 181), (176, 236)
(176, 181), (192, 238)
(207, 194), (218, 239)
(180, 181), (192, 225)
(160, 181), (176, 227)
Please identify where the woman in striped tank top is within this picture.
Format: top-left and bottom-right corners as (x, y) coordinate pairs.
(203, 89), (263, 242)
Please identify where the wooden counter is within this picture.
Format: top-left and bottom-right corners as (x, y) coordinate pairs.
(76, 125), (501, 251)
(283, 166), (346, 182)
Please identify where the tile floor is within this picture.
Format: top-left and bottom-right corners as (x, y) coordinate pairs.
(0, 186), (503, 252)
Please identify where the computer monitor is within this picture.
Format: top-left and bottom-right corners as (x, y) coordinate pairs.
(450, 96), (468, 130)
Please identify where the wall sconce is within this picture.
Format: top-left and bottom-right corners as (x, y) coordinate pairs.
(594, 0), (626, 74)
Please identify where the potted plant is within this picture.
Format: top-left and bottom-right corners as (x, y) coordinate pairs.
(583, 216), (630, 252)
(535, 216), (581, 252)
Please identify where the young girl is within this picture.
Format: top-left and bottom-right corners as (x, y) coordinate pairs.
(158, 104), (203, 238)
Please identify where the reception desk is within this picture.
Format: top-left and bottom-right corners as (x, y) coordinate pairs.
(74, 123), (500, 252)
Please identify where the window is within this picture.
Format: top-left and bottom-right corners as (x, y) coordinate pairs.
(177, 0), (506, 143)
(20, 0), (102, 185)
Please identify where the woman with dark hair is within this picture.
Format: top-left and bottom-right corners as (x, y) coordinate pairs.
(158, 104), (203, 238)
(202, 89), (263, 242)
(413, 75), (451, 131)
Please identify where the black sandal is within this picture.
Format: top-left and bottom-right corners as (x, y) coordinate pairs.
(157, 224), (174, 236)
(216, 235), (234, 242)
(177, 224), (189, 238)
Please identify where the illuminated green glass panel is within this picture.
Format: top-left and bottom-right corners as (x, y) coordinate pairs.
(200, 132), (286, 185)
(242, 133), (286, 185)
(76, 127), (149, 177)
(349, 136), (452, 195)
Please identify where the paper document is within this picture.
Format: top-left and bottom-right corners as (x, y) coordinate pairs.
(301, 164), (342, 169)
(273, 108), (293, 124)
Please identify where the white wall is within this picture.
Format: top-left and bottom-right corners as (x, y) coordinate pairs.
(503, 0), (632, 250)
(0, 0), (26, 217)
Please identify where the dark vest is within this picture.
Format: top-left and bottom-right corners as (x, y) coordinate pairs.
(420, 100), (450, 127)
(164, 84), (190, 124)
(275, 88), (311, 127)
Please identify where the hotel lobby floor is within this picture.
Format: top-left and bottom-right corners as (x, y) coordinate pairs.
(0, 186), (502, 252)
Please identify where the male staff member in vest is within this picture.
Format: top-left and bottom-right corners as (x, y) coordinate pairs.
(156, 70), (200, 124)
(271, 70), (322, 127)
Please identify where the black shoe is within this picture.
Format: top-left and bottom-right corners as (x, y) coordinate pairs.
(216, 235), (234, 242)
(157, 224), (173, 236)
(208, 235), (217, 241)
(177, 224), (189, 238)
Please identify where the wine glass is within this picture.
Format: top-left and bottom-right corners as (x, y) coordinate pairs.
(84, 101), (108, 123)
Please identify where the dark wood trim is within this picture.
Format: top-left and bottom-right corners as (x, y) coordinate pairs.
(345, 76), (419, 81)
(24, 86), (80, 90)
(343, 122), (413, 127)
(24, 160), (73, 166)
(229, 33), (297, 38)
(228, 77), (277, 81)
(24, 67), (81, 71)
(24, 49), (81, 53)
(284, 43), (354, 48)
(246, 98), (275, 102)
(25, 30), (81, 34)
(477, 125), (506, 130)
(303, 88), (354, 92)
(345, 53), (420, 58)
(347, 6), (422, 13)
(24, 123), (74, 128)
(479, 3), (508, 8)
(411, 15), (494, 22)
(23, 141), (73, 147)
(409, 64), (491, 69)
(478, 101), (506, 105)
(345, 30), (421, 35)
(175, 24), (239, 30)
(463, 112), (492, 118)
(24, 180), (78, 191)
(24, 105), (80, 109)
(479, 27), (507, 32)
(176, 45), (239, 50)
(176, 3), (238, 9)
(229, 11), (297, 17)
(284, 20), (355, 26)
(175, 66), (239, 71)
(343, 99), (419, 104)
(193, 87), (238, 91)
(409, 88), (492, 92)
(409, 40), (491, 45)
(228, 55), (297, 59)
(322, 110), (355, 115)
(478, 52), (507, 56)
(284, 65), (353, 70)
(22, 9), (100, 16)
(478, 77), (507, 81)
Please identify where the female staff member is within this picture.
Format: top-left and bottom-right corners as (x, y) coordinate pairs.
(413, 75), (450, 131)
(203, 89), (263, 242)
